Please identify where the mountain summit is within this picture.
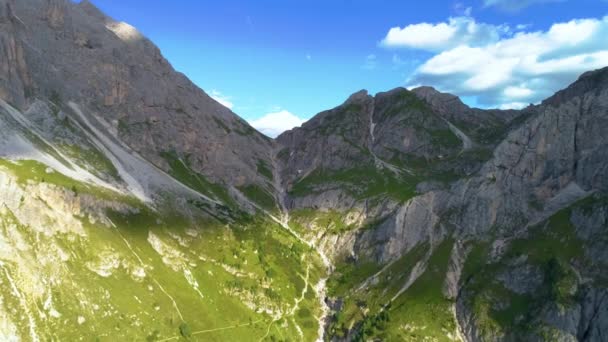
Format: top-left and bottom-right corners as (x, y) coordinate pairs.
(0, 1), (607, 341)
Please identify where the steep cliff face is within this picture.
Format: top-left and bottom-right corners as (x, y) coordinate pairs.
(275, 84), (529, 262)
(276, 87), (468, 262)
(277, 68), (608, 341)
(0, 0), (275, 200)
(290, 69), (608, 341)
(449, 67), (608, 342)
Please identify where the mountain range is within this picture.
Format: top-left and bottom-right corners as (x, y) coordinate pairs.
(0, 0), (607, 341)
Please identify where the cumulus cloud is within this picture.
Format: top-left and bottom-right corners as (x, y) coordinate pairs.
(383, 15), (608, 108)
(248, 110), (305, 138)
(483, 0), (564, 11)
(209, 90), (234, 110)
(381, 16), (508, 52)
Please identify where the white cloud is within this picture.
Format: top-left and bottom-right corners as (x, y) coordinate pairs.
(381, 17), (508, 52)
(248, 110), (305, 138)
(209, 90), (234, 110)
(504, 86), (533, 99)
(392, 15), (608, 107)
(483, 0), (564, 11)
(498, 102), (528, 110)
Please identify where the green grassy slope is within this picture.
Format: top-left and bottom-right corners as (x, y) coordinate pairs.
(0, 159), (325, 341)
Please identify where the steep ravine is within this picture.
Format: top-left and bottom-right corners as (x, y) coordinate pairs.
(271, 147), (334, 341)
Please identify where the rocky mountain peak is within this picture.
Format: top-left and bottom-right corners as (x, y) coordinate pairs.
(411, 85), (472, 116)
(344, 89), (370, 103)
(542, 66), (608, 107)
(412, 85), (462, 105)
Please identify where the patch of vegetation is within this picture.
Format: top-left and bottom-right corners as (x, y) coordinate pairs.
(543, 258), (577, 305)
(289, 166), (418, 203)
(352, 307), (391, 341)
(388, 145), (494, 185)
(234, 121), (257, 137)
(328, 240), (457, 341)
(316, 103), (364, 136)
(179, 322), (192, 338)
(117, 117), (130, 134)
(429, 127), (461, 148)
(461, 204), (589, 339)
(290, 208), (357, 236)
(58, 142), (120, 180)
(276, 148), (290, 161)
(161, 151), (235, 207)
(460, 241), (492, 282)
(377, 239), (456, 341)
(327, 242), (431, 339)
(382, 89), (433, 119)
(505, 207), (585, 265)
(467, 110), (535, 146)
(392, 153), (461, 184)
(0, 159), (137, 204)
(49, 90), (62, 116)
(573, 193), (608, 216)
(256, 159), (273, 181)
(462, 147), (494, 162)
(213, 117), (231, 134)
(327, 261), (382, 297)
(16, 126), (73, 170)
(238, 184), (276, 213)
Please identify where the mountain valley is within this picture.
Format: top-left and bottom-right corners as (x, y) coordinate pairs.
(0, 1), (607, 341)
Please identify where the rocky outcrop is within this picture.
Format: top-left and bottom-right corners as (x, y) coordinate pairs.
(0, 0), (275, 200)
(280, 67), (608, 341)
(412, 86), (526, 145)
(0, 0), (32, 110)
(440, 69), (608, 341)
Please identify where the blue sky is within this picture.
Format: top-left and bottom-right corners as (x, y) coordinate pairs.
(90, 0), (608, 136)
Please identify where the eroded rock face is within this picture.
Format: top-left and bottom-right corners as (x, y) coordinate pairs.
(0, 1), (32, 110)
(0, 0), (274, 194)
(277, 67), (608, 341)
(434, 71), (608, 341)
(277, 90), (375, 189)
